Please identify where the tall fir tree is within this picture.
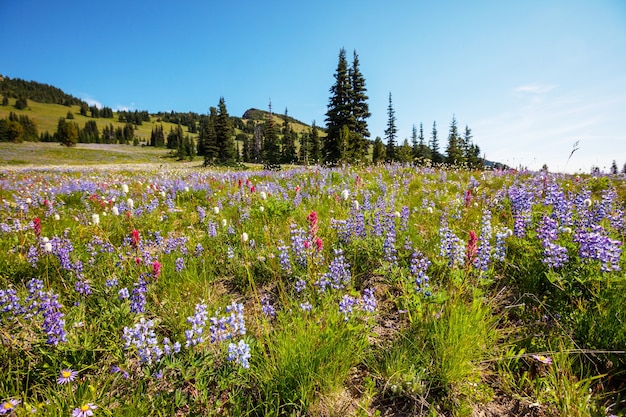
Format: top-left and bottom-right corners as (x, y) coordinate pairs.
(384, 92), (397, 162)
(281, 108), (298, 164)
(215, 97), (236, 163)
(372, 137), (386, 164)
(262, 102), (281, 167)
(445, 115), (463, 165)
(324, 48), (353, 164)
(430, 121), (442, 163)
(309, 121), (322, 164)
(348, 50), (370, 161)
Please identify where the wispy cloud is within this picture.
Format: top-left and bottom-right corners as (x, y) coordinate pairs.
(114, 102), (135, 112)
(80, 94), (103, 109)
(514, 84), (557, 94)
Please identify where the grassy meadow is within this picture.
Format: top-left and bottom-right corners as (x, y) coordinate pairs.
(0, 158), (625, 416)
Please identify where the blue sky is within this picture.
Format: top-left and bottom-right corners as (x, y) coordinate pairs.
(2, 0), (625, 173)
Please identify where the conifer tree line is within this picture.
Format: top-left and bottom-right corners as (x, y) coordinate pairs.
(324, 48), (483, 168)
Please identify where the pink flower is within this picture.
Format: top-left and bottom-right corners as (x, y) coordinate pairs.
(152, 260), (162, 280)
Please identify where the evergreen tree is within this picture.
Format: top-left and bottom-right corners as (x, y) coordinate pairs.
(240, 133), (251, 163)
(429, 121), (442, 163)
(397, 138), (413, 163)
(281, 108), (298, 164)
(372, 136), (386, 164)
(15, 97), (27, 110)
(309, 121), (322, 164)
(82, 120), (99, 143)
(299, 130), (310, 165)
(262, 103), (281, 167)
(1, 95), (8, 106)
(610, 160), (618, 175)
(324, 48), (352, 164)
(215, 97), (236, 163)
(445, 115), (463, 165)
(0, 119), (23, 143)
(348, 50), (370, 161)
(384, 92), (397, 162)
(17, 115), (38, 141)
(203, 107), (219, 163)
(56, 118), (78, 147)
(416, 122), (431, 162)
(411, 124), (419, 159)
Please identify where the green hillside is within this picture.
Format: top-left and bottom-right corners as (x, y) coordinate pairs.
(0, 98), (196, 143)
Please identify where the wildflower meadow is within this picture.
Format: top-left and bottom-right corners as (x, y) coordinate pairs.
(0, 164), (625, 416)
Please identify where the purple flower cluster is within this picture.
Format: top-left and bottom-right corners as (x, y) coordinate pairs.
(508, 184), (534, 238)
(122, 317), (179, 365)
(339, 294), (357, 320)
(474, 210), (492, 272)
(382, 213), (398, 266)
(537, 215), (568, 268)
(227, 339), (251, 369)
(277, 241), (292, 274)
(130, 274), (148, 314)
(289, 224), (308, 267)
(574, 226), (622, 272)
(208, 301), (246, 343)
(439, 220), (465, 268)
(261, 295), (276, 318)
(410, 250), (431, 295)
(0, 278), (67, 345)
(185, 303), (209, 347)
(315, 249), (351, 292)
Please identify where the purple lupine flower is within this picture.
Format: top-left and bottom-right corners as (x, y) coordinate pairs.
(290, 224), (308, 267)
(74, 279), (92, 295)
(227, 339), (251, 369)
(175, 257), (185, 272)
(574, 225), (622, 271)
(295, 278), (306, 293)
(300, 301), (313, 312)
(439, 219), (465, 268)
(207, 221), (218, 237)
(261, 295), (276, 318)
(382, 213), (398, 266)
(360, 288), (377, 312)
(277, 241), (292, 274)
(399, 206), (410, 231)
(410, 250), (431, 294)
(197, 206), (206, 223)
(315, 249), (351, 292)
(39, 290), (67, 345)
(118, 287), (130, 300)
(194, 243), (204, 256)
(185, 303), (208, 347)
(339, 294), (357, 320)
(542, 241), (569, 268)
(122, 318), (163, 365)
(129, 275), (148, 314)
(105, 278), (118, 288)
(474, 209), (492, 272)
(208, 302), (246, 343)
(493, 229), (511, 262)
(27, 245), (39, 267)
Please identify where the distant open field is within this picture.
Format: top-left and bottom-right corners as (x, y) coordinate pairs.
(0, 142), (183, 169)
(0, 98), (197, 142)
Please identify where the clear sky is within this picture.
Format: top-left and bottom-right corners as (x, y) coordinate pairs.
(2, 0), (625, 173)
